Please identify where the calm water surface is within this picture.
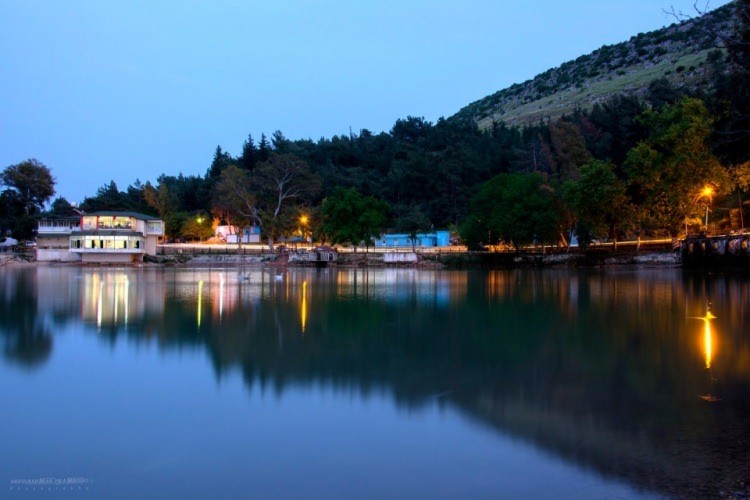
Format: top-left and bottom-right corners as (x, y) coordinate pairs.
(2, 265), (750, 498)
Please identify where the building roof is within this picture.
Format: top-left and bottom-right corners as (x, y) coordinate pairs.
(84, 211), (161, 221)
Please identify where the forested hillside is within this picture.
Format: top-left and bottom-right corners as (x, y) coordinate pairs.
(4, 1), (747, 251)
(453, 2), (734, 127)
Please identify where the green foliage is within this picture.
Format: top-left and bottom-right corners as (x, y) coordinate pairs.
(80, 180), (150, 213)
(207, 145), (235, 182)
(460, 173), (561, 250)
(1, 159), (55, 216)
(211, 165), (255, 229)
(395, 206), (431, 250)
(625, 98), (728, 234)
(252, 154), (321, 246)
(49, 197), (76, 216)
(180, 212), (213, 241)
(0, 159), (56, 240)
(163, 211), (188, 240)
(143, 181), (178, 218)
(321, 187), (388, 249)
(452, 3), (734, 128)
(562, 160), (631, 244)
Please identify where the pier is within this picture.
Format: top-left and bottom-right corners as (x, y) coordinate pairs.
(680, 233), (750, 268)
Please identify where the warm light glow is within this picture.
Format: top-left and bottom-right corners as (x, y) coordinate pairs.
(219, 273), (225, 321)
(197, 280), (204, 328)
(196, 216), (205, 224)
(701, 185), (714, 198)
(301, 280), (308, 333)
(124, 275), (129, 326)
(299, 215), (309, 226)
(701, 309), (716, 369)
(96, 281), (103, 330)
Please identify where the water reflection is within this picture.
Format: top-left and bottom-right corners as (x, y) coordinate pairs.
(0, 270), (51, 367)
(301, 280), (307, 334)
(701, 307), (716, 370)
(2, 266), (750, 497)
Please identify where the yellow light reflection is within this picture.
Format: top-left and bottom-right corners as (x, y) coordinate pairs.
(124, 275), (129, 326)
(300, 280), (308, 334)
(219, 273), (225, 321)
(96, 281), (103, 330)
(702, 309), (716, 369)
(197, 280), (204, 328)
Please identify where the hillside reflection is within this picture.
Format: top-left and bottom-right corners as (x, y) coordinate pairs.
(2, 266), (750, 497)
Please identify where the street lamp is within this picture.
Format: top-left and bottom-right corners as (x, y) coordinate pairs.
(299, 215), (310, 245)
(701, 185), (714, 234)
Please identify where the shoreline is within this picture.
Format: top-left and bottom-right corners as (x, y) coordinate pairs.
(2, 250), (683, 270)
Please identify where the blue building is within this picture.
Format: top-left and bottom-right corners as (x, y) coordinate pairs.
(374, 230), (450, 248)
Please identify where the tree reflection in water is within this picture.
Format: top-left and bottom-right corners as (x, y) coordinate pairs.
(2, 266), (750, 497)
(0, 268), (52, 367)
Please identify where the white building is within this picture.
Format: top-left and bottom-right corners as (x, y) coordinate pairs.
(37, 211), (164, 263)
(215, 224), (261, 244)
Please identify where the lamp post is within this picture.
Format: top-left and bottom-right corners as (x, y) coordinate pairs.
(299, 215), (309, 246)
(701, 185), (713, 234)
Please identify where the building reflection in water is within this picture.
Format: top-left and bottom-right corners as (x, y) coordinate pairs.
(83, 272), (134, 330)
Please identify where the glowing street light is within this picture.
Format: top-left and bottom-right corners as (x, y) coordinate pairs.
(699, 185), (714, 233)
(299, 214), (310, 244)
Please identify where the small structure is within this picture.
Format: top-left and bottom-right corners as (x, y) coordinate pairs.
(301, 246), (338, 267)
(374, 230), (450, 248)
(37, 211), (164, 263)
(215, 225), (261, 244)
(0, 237), (18, 253)
(36, 217), (81, 261)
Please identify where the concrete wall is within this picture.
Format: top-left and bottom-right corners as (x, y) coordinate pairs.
(36, 249), (82, 262)
(145, 235), (158, 256)
(384, 252), (418, 263)
(37, 235), (71, 249)
(81, 253), (141, 264)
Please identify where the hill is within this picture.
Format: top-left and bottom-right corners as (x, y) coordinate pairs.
(452, 3), (734, 128)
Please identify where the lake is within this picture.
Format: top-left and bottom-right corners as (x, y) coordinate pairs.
(2, 265), (749, 498)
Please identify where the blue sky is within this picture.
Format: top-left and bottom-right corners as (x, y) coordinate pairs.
(0, 0), (731, 203)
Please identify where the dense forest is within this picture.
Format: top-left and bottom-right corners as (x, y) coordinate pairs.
(1, 1), (749, 250)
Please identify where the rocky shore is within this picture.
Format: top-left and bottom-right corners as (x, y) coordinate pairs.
(144, 249), (681, 269)
(1, 249), (682, 269)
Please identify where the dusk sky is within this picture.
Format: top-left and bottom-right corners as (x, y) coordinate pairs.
(0, 0), (732, 204)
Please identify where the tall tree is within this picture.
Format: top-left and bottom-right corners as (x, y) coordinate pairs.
(0, 159), (55, 240)
(562, 160), (631, 248)
(49, 197), (77, 217)
(240, 134), (258, 171)
(80, 181), (128, 212)
(211, 165), (256, 245)
(321, 187), (388, 251)
(258, 133), (271, 162)
(546, 120), (591, 181)
(396, 206), (431, 252)
(253, 153), (322, 249)
(625, 98), (729, 235)
(207, 146), (234, 182)
(460, 173), (561, 250)
(271, 130), (290, 153)
(0, 159), (55, 216)
(143, 181), (178, 219)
